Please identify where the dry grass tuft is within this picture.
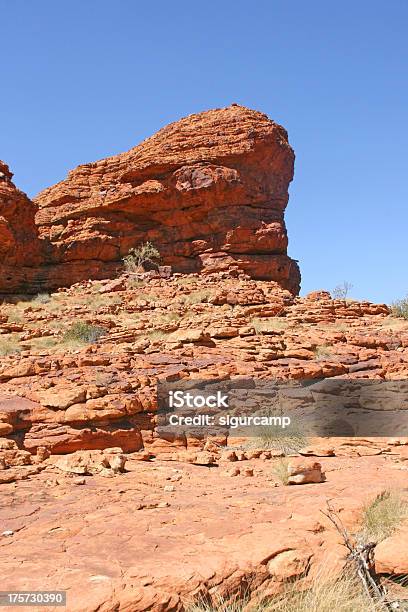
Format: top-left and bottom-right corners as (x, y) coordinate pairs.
(82, 294), (122, 311)
(251, 317), (288, 334)
(251, 420), (308, 455)
(148, 329), (170, 342)
(359, 489), (408, 543)
(137, 293), (159, 304)
(265, 568), (385, 611)
(27, 336), (58, 351)
(182, 289), (213, 305)
(271, 457), (291, 485)
(186, 567), (384, 611)
(0, 335), (21, 356)
(127, 278), (146, 290)
(313, 344), (333, 360)
(187, 594), (246, 612)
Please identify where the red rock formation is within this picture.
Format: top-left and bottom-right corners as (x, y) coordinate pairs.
(32, 104), (300, 293)
(0, 161), (43, 293)
(0, 106), (300, 294)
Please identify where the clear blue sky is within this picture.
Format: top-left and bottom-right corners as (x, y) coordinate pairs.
(1, 0), (407, 303)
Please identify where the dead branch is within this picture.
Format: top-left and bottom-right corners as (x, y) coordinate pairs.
(321, 500), (392, 611)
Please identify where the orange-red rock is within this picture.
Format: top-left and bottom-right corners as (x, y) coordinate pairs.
(0, 105), (300, 293)
(0, 161), (43, 293)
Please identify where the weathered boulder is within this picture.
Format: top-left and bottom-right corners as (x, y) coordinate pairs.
(53, 448), (126, 476)
(287, 458), (324, 484)
(375, 529), (408, 575)
(0, 438), (32, 467)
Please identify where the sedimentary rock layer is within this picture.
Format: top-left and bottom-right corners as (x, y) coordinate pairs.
(0, 161), (44, 292)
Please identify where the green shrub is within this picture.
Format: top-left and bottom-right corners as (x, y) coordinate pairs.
(63, 322), (106, 344)
(123, 242), (160, 273)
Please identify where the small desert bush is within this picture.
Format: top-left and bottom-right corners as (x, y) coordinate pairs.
(33, 292), (51, 304)
(251, 416), (308, 454)
(42, 295), (66, 314)
(123, 242), (160, 273)
(359, 489), (408, 543)
(4, 301), (28, 323)
(62, 322), (106, 344)
(390, 296), (408, 320)
(251, 317), (287, 334)
(0, 335), (21, 356)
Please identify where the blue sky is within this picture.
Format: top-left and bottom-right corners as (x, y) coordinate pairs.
(1, 0), (407, 303)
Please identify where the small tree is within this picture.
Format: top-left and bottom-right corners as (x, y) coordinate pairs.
(390, 295), (408, 319)
(122, 242), (161, 273)
(332, 281), (353, 300)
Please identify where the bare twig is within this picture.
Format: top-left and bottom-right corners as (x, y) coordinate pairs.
(321, 500), (392, 611)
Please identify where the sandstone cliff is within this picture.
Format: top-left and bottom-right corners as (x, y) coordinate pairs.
(0, 161), (44, 292)
(1, 105), (300, 293)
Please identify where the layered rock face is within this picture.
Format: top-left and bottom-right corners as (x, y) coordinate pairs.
(0, 161), (44, 292)
(0, 272), (401, 455)
(31, 104), (299, 293)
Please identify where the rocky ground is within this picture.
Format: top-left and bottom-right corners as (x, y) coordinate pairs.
(1, 271), (408, 610)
